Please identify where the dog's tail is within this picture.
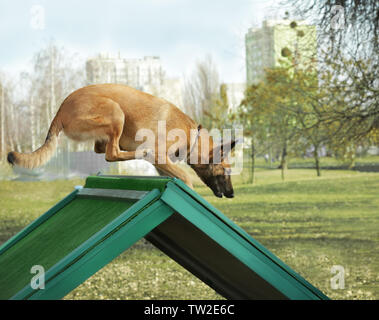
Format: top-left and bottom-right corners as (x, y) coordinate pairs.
(7, 116), (62, 169)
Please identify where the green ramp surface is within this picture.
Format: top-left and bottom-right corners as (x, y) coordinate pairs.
(0, 175), (329, 300)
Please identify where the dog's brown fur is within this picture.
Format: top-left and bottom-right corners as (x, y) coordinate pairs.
(7, 84), (235, 197)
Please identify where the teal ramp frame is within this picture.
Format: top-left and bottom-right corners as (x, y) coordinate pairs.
(0, 175), (329, 300)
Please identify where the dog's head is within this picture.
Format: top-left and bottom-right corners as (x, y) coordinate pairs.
(192, 138), (236, 198)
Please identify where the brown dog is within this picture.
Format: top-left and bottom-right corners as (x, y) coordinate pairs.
(7, 84), (236, 198)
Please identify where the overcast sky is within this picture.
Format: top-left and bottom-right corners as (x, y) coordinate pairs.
(0, 0), (279, 83)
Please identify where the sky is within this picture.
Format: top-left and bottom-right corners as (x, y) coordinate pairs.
(0, 0), (280, 83)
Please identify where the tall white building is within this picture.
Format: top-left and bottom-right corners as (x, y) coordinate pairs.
(86, 53), (164, 89)
(245, 20), (317, 84)
(86, 53), (183, 109)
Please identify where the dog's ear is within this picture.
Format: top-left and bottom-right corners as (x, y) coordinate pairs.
(213, 139), (239, 161)
(229, 139), (237, 151)
(222, 138), (243, 157)
(222, 139), (235, 156)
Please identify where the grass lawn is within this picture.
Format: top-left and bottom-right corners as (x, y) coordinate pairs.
(0, 162), (378, 300)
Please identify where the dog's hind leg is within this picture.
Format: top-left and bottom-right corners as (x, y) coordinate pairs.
(104, 102), (152, 162)
(104, 127), (140, 162)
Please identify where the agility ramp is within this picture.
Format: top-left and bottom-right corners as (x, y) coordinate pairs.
(0, 175), (329, 300)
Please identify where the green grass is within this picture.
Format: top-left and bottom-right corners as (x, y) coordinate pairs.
(0, 162), (378, 300)
(0, 197), (135, 299)
(196, 170), (379, 300)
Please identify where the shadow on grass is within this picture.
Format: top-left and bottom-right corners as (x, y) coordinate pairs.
(264, 236), (376, 248)
(287, 163), (379, 173)
(250, 158), (379, 173)
(231, 212), (367, 224)
(350, 163), (379, 173)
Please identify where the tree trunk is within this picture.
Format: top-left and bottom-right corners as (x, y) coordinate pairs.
(9, 103), (20, 152)
(347, 144), (356, 169)
(50, 45), (56, 123)
(314, 146), (321, 177)
(36, 102), (41, 147)
(30, 96), (36, 151)
(6, 117), (14, 152)
(269, 145), (273, 168)
(250, 141), (255, 184)
(280, 144), (287, 181)
(348, 153), (356, 169)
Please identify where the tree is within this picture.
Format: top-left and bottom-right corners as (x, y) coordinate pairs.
(286, 0), (378, 53)
(240, 66), (303, 181)
(285, 68), (330, 176)
(199, 82), (237, 132)
(0, 42), (85, 162)
(240, 15), (332, 180)
(23, 42), (85, 152)
(238, 92), (273, 183)
(283, 1), (379, 144)
(0, 77), (21, 155)
(183, 55), (220, 129)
